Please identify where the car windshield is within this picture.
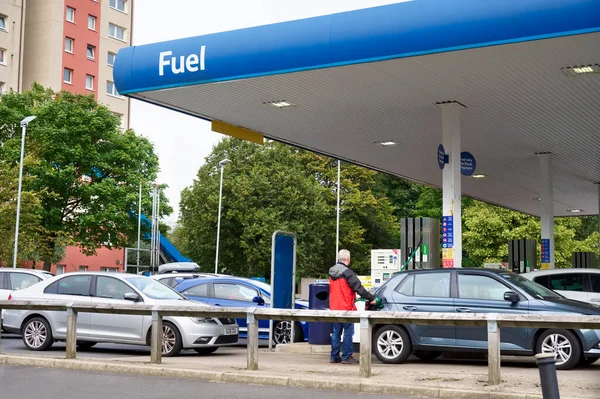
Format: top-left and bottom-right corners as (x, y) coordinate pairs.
(125, 277), (186, 300)
(497, 272), (561, 299)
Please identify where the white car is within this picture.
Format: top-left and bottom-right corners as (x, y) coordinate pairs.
(1, 268), (53, 330)
(521, 269), (600, 305)
(2, 272), (239, 356)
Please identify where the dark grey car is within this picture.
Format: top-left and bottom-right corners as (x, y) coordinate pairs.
(373, 268), (600, 370)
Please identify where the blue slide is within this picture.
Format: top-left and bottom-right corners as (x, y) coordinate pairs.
(139, 214), (191, 263)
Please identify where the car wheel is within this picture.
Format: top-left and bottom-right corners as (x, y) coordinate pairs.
(536, 329), (581, 370)
(413, 350), (443, 361)
(76, 341), (97, 349)
(194, 347), (218, 355)
(374, 325), (412, 364)
(580, 356), (600, 366)
(161, 322), (183, 357)
(22, 317), (53, 351)
(273, 321), (303, 345)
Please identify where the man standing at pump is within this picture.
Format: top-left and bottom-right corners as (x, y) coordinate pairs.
(329, 249), (377, 364)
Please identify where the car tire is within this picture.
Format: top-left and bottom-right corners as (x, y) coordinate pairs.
(22, 317), (53, 351)
(373, 325), (412, 364)
(580, 356), (600, 366)
(273, 321), (303, 345)
(194, 347), (218, 355)
(76, 341), (97, 349)
(161, 322), (183, 357)
(413, 350), (443, 361)
(535, 329), (581, 370)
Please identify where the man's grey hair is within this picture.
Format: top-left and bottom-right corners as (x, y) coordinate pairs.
(338, 249), (350, 262)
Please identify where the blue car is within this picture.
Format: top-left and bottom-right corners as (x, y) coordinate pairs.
(374, 268), (600, 369)
(174, 277), (309, 344)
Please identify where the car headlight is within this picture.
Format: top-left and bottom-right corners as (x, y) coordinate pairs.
(190, 317), (218, 324)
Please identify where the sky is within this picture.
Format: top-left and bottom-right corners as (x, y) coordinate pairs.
(130, 0), (402, 226)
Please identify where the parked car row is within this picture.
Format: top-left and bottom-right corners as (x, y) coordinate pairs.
(2, 272), (239, 356)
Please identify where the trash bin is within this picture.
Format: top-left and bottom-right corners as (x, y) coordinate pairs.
(308, 283), (333, 345)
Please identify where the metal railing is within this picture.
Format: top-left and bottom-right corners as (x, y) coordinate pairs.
(1, 300), (599, 385)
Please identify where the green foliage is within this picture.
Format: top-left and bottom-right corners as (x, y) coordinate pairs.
(0, 84), (171, 266)
(176, 138), (398, 278)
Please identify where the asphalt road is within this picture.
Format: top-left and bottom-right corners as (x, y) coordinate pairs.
(0, 365), (422, 399)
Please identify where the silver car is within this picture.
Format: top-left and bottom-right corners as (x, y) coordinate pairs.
(2, 272), (239, 356)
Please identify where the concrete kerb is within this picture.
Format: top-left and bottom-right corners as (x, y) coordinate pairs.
(0, 355), (583, 399)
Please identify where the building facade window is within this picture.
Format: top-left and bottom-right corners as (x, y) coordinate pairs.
(0, 15), (7, 30)
(65, 37), (74, 53)
(0, 82), (5, 95)
(86, 75), (94, 90)
(79, 265), (88, 272)
(64, 68), (73, 84)
(66, 7), (75, 23)
(87, 44), (96, 60)
(0, 49), (5, 65)
(106, 81), (120, 97)
(108, 23), (126, 41)
(110, 0), (127, 13)
(56, 265), (65, 275)
(88, 15), (96, 30)
(107, 52), (116, 67)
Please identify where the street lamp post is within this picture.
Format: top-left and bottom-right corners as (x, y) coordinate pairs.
(13, 116), (36, 268)
(215, 159), (231, 274)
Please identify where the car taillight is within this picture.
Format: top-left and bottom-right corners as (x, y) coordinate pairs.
(7, 294), (12, 300)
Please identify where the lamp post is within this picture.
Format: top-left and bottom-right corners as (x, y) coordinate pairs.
(215, 159), (231, 274)
(336, 160), (341, 261)
(13, 116), (36, 268)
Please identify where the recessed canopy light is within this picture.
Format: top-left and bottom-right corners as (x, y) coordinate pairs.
(568, 209), (583, 213)
(376, 141), (397, 147)
(472, 174), (486, 179)
(533, 197), (541, 201)
(264, 100), (295, 108)
(562, 64), (600, 76)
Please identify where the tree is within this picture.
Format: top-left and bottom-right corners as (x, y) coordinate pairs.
(0, 85), (171, 268)
(463, 201), (598, 268)
(0, 158), (44, 265)
(176, 138), (399, 278)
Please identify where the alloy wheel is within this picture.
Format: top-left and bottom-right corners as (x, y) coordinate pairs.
(273, 321), (292, 344)
(541, 333), (572, 366)
(161, 324), (177, 355)
(376, 329), (404, 360)
(24, 320), (47, 349)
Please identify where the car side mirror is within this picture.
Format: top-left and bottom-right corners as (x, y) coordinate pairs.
(504, 291), (519, 303)
(252, 296), (265, 306)
(124, 292), (142, 302)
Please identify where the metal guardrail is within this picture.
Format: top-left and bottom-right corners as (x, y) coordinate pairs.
(1, 300), (599, 385)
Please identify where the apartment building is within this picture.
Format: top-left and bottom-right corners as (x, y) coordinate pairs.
(0, 1), (25, 95)
(1, 1), (135, 273)
(3, 0), (134, 128)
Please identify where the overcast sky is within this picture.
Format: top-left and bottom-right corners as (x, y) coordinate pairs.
(130, 0), (402, 226)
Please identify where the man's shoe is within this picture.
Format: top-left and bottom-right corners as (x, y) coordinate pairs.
(329, 357), (342, 364)
(341, 356), (359, 364)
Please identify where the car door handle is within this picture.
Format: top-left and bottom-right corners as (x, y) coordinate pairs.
(403, 306), (417, 311)
(456, 307), (472, 313)
(214, 304), (221, 306)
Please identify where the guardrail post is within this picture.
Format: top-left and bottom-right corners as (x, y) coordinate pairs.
(487, 313), (500, 385)
(150, 308), (162, 364)
(0, 306), (3, 353)
(247, 310), (259, 370)
(359, 316), (372, 378)
(66, 305), (77, 359)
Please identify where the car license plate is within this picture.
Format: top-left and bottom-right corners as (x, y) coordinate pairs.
(225, 327), (238, 335)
